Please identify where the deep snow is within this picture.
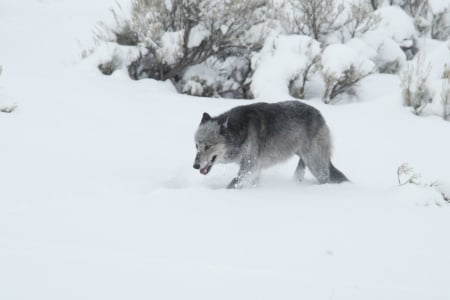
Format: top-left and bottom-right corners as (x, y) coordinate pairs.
(1, 1), (450, 299)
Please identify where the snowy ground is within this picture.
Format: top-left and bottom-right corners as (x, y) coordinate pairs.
(1, 1), (450, 299)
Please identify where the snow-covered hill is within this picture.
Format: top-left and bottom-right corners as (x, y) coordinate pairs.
(1, 1), (450, 299)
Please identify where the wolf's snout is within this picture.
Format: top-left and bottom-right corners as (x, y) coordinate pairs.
(193, 152), (201, 169)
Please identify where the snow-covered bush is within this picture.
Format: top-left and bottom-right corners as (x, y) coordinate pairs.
(347, 32), (406, 74)
(397, 163), (423, 186)
(180, 74), (218, 98)
(391, 0), (450, 40)
(177, 56), (253, 98)
(98, 0), (268, 83)
(85, 42), (147, 77)
(400, 53), (432, 115)
(98, 47), (128, 75)
(363, 32), (406, 74)
(251, 35), (321, 99)
(287, 38), (321, 99)
(88, 0), (447, 104)
(397, 163), (449, 204)
(320, 44), (375, 103)
(375, 6), (419, 60)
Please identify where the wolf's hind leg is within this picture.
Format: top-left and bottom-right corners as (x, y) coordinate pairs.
(329, 162), (349, 183)
(306, 158), (330, 184)
(294, 157), (306, 181)
(304, 145), (331, 184)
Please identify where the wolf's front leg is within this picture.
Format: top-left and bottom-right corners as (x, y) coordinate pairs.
(227, 156), (260, 189)
(227, 178), (241, 189)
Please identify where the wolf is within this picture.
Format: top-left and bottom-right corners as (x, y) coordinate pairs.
(193, 100), (348, 188)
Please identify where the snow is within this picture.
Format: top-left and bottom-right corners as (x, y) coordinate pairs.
(423, 41), (450, 80)
(429, 0), (450, 14)
(1, 1), (450, 300)
(346, 38), (377, 60)
(375, 6), (417, 42)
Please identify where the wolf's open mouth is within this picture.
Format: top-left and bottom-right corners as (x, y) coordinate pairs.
(200, 155), (217, 175)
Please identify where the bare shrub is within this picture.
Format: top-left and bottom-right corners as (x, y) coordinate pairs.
(338, 1), (381, 42)
(442, 64), (450, 121)
(392, 0), (428, 17)
(431, 9), (450, 40)
(283, 0), (380, 43)
(369, 0), (381, 10)
(400, 53), (432, 115)
(322, 65), (374, 103)
(284, 0), (347, 42)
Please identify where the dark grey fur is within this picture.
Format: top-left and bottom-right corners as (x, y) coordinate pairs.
(193, 100), (348, 188)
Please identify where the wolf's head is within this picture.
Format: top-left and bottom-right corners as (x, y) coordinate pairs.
(193, 112), (227, 175)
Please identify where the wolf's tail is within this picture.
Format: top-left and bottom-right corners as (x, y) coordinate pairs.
(329, 162), (349, 183)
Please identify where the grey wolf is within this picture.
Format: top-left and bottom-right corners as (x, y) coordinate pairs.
(193, 100), (348, 188)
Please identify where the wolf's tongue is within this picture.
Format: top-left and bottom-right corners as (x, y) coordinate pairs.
(200, 167), (208, 175)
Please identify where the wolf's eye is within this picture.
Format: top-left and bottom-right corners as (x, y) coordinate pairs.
(205, 144), (211, 151)
(196, 144), (198, 149)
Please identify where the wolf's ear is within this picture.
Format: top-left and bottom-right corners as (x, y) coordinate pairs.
(219, 117), (229, 135)
(201, 112), (211, 124)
